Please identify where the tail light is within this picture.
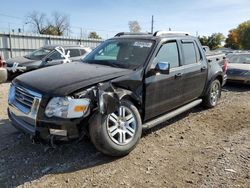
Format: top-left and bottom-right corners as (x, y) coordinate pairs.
(222, 57), (228, 72)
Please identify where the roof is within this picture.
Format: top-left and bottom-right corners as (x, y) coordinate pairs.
(228, 52), (250, 55)
(111, 31), (196, 41)
(42, 44), (86, 50)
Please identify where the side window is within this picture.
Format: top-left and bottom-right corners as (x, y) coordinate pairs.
(241, 54), (250, 64)
(49, 51), (64, 60)
(182, 42), (197, 65)
(80, 49), (87, 56)
(194, 42), (202, 61)
(153, 41), (179, 68)
(68, 49), (80, 57)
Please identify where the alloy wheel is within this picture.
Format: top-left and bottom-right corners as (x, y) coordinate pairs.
(106, 106), (137, 145)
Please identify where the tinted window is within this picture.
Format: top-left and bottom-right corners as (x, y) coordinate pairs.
(194, 42), (202, 61)
(228, 54), (250, 64)
(68, 49), (80, 57)
(49, 51), (64, 60)
(182, 42), (197, 65)
(26, 48), (53, 60)
(153, 42), (179, 68)
(80, 49), (87, 56)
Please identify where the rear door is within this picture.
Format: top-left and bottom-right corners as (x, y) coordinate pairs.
(180, 39), (207, 102)
(144, 40), (185, 120)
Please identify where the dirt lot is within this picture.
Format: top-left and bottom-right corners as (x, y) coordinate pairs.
(0, 83), (249, 188)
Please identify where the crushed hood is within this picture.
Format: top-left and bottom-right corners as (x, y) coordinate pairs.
(14, 62), (132, 96)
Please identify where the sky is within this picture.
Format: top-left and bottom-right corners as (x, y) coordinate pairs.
(0, 0), (250, 39)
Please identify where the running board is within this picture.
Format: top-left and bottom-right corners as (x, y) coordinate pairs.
(143, 99), (202, 129)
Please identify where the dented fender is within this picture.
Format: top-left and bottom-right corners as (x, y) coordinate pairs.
(97, 82), (140, 115)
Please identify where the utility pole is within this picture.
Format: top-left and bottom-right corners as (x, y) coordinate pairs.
(80, 28), (83, 38)
(151, 15), (154, 34)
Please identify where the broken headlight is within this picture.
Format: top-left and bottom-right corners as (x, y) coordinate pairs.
(45, 97), (90, 118)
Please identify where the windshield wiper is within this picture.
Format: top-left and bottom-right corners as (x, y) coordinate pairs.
(83, 60), (125, 68)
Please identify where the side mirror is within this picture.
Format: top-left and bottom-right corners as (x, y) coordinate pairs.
(155, 62), (170, 74)
(45, 57), (53, 62)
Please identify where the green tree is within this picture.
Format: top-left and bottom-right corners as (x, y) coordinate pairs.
(225, 20), (250, 50)
(237, 21), (250, 50)
(198, 36), (208, 46)
(198, 33), (225, 50)
(88, 32), (102, 39)
(225, 29), (240, 49)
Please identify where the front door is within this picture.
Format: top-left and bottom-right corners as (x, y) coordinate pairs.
(144, 41), (185, 121)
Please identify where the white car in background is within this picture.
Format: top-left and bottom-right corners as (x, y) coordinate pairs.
(0, 55), (7, 83)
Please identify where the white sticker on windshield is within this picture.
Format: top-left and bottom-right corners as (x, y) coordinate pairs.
(133, 42), (152, 48)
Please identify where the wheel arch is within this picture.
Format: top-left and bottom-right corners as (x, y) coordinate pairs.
(203, 72), (223, 97)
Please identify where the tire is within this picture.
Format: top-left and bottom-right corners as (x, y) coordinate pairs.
(89, 100), (142, 157)
(202, 79), (221, 108)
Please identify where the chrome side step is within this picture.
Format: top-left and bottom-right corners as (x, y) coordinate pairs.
(143, 99), (202, 129)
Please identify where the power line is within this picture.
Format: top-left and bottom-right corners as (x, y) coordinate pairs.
(0, 13), (24, 20)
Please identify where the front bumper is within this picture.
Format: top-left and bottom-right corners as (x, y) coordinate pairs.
(8, 85), (84, 141)
(8, 107), (82, 141)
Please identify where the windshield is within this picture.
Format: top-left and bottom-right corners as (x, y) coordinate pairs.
(83, 39), (154, 69)
(25, 48), (53, 60)
(228, 54), (250, 64)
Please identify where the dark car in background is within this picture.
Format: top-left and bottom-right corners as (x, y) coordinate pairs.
(6, 45), (91, 80)
(226, 53), (250, 84)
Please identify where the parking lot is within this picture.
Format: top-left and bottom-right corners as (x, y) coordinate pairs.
(0, 83), (249, 187)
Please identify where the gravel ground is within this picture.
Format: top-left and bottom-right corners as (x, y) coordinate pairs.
(0, 82), (249, 188)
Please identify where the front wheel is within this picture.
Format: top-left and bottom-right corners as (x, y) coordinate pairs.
(89, 100), (142, 157)
(203, 79), (221, 108)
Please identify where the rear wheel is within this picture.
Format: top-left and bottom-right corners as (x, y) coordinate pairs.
(203, 79), (221, 108)
(89, 100), (142, 157)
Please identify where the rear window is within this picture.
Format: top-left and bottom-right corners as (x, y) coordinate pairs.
(228, 54), (250, 64)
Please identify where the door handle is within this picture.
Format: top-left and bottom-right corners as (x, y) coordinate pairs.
(201, 66), (207, 71)
(175, 73), (182, 78)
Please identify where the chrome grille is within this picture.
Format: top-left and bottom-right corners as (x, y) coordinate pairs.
(11, 86), (41, 115)
(15, 87), (34, 109)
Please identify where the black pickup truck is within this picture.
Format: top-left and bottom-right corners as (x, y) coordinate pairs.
(8, 31), (227, 156)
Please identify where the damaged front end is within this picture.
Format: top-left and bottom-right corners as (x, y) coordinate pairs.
(98, 82), (120, 115)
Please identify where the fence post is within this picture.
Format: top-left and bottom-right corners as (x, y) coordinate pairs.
(9, 33), (13, 58)
(49, 36), (51, 45)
